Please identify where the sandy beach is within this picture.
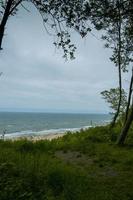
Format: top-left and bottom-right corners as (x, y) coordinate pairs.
(29, 132), (66, 141)
(5, 132), (67, 142)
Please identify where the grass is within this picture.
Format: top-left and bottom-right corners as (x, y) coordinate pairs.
(0, 124), (133, 200)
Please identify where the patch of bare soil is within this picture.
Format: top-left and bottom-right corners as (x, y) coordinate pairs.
(55, 150), (93, 166)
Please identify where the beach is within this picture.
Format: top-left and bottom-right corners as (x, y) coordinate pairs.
(4, 132), (67, 142)
(0, 112), (111, 141)
(25, 132), (66, 141)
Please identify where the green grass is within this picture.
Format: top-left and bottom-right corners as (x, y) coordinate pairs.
(0, 125), (133, 200)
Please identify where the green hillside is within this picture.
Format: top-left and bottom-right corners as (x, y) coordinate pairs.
(0, 125), (133, 200)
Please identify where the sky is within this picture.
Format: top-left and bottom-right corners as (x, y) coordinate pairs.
(0, 3), (130, 113)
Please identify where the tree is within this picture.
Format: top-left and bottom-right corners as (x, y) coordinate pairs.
(101, 1), (123, 127)
(117, 68), (133, 144)
(89, 0), (132, 127)
(124, 68), (133, 123)
(0, 0), (90, 59)
(86, 0), (133, 143)
(101, 87), (127, 117)
(117, 101), (133, 144)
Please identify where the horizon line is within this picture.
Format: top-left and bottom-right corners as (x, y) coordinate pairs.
(0, 110), (110, 115)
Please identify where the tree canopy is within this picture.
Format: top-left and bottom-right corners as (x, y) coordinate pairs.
(101, 88), (127, 115)
(0, 0), (90, 58)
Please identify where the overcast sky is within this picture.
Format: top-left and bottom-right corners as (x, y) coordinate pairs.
(0, 3), (130, 113)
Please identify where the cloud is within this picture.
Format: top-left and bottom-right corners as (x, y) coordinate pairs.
(0, 3), (130, 113)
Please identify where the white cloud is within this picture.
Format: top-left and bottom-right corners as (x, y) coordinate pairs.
(0, 3), (130, 113)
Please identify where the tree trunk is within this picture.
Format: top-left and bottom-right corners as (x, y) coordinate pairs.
(110, 2), (122, 128)
(117, 102), (133, 145)
(0, 0), (13, 49)
(125, 68), (133, 123)
(117, 69), (133, 145)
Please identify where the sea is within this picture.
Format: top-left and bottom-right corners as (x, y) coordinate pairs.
(0, 112), (112, 139)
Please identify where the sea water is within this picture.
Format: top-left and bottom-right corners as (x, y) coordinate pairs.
(0, 112), (112, 139)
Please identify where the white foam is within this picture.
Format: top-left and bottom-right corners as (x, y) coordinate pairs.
(4, 126), (93, 139)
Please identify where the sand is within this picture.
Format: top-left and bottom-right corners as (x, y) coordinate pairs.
(4, 132), (67, 142)
(29, 132), (66, 141)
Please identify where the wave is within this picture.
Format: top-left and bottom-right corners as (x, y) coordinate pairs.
(3, 119), (111, 139)
(4, 126), (93, 139)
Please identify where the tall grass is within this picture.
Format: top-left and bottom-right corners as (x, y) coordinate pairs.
(0, 125), (133, 200)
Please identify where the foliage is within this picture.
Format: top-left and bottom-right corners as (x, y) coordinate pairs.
(86, 0), (133, 130)
(101, 87), (127, 115)
(0, 0), (91, 59)
(86, 0), (133, 71)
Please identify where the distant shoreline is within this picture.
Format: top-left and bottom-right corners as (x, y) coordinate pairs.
(3, 126), (94, 140)
(2, 122), (111, 141)
(6, 132), (67, 141)
(0, 112), (112, 141)
(3, 126), (90, 141)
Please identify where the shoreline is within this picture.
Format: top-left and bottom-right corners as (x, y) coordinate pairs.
(4, 132), (68, 141)
(3, 126), (92, 141)
(2, 121), (111, 142)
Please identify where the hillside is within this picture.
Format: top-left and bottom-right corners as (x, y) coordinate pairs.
(0, 125), (133, 200)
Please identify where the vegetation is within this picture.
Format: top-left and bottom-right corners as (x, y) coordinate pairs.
(101, 88), (127, 116)
(88, 0), (133, 141)
(0, 0), (90, 59)
(1, 0), (132, 144)
(0, 124), (133, 200)
(0, 2), (133, 198)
